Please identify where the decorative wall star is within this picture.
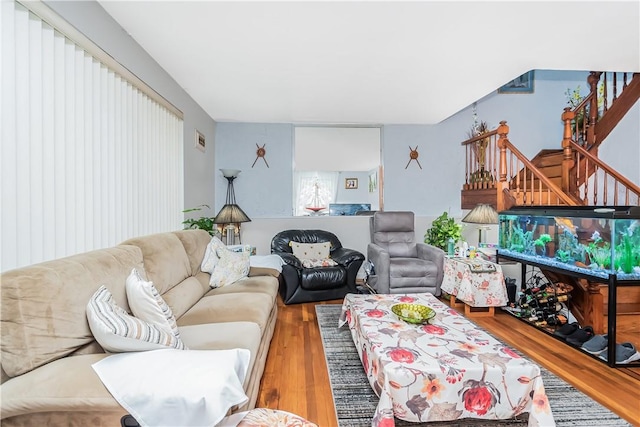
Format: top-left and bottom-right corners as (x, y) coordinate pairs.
(406, 145), (422, 169)
(252, 143), (269, 168)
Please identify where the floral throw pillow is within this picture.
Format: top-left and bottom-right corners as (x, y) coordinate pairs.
(301, 258), (338, 268)
(201, 236), (226, 274)
(290, 241), (331, 260)
(86, 286), (187, 352)
(209, 246), (251, 288)
(236, 408), (318, 427)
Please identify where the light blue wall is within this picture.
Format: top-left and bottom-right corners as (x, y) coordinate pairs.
(214, 123), (294, 217)
(215, 69), (639, 219)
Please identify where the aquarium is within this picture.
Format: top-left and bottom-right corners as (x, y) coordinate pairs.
(498, 206), (640, 280)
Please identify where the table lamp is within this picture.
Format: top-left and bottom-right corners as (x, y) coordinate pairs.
(462, 204), (498, 245)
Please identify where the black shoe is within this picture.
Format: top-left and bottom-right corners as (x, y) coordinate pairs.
(554, 322), (579, 339)
(566, 326), (595, 346)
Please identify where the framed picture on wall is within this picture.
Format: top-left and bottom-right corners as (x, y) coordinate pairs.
(498, 71), (534, 94)
(195, 130), (206, 152)
(345, 178), (358, 189)
(368, 171), (377, 192)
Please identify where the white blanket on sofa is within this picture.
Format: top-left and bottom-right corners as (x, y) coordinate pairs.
(249, 254), (285, 272)
(92, 348), (250, 427)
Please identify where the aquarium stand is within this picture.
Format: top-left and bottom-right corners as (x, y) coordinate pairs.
(497, 251), (639, 368)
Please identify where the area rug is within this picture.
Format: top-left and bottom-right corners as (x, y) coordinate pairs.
(316, 304), (630, 427)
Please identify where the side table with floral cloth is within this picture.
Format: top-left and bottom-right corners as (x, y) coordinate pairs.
(339, 293), (555, 427)
(441, 257), (508, 316)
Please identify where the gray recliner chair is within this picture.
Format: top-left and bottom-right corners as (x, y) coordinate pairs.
(367, 211), (445, 296)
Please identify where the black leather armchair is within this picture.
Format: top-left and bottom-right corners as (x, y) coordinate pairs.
(271, 229), (365, 304)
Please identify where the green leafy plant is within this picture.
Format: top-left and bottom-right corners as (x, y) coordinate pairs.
(555, 250), (572, 263)
(424, 212), (462, 251)
(585, 232), (611, 269)
(616, 233), (635, 274)
(182, 204), (216, 236)
(534, 234), (552, 256)
(565, 83), (605, 140)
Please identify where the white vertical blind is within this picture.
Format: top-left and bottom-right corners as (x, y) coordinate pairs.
(1, 1), (184, 272)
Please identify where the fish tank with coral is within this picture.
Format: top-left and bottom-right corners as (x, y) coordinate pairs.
(497, 206), (640, 280)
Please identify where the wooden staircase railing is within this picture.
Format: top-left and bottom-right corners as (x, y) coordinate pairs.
(569, 140), (640, 206)
(461, 70), (639, 211)
(495, 122), (576, 210)
(566, 71), (640, 151)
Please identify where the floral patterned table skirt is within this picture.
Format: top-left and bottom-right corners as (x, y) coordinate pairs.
(441, 257), (508, 307)
(339, 293), (555, 427)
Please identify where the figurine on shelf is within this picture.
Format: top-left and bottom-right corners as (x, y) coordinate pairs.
(304, 181), (327, 216)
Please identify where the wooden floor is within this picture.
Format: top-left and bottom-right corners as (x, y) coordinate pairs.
(256, 296), (640, 426)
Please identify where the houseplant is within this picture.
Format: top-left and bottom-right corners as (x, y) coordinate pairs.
(424, 211), (463, 251)
(182, 204), (216, 236)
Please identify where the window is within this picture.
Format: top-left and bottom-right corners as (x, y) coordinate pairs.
(1, 1), (184, 271)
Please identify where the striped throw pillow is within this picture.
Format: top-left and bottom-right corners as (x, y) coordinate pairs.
(87, 286), (187, 353)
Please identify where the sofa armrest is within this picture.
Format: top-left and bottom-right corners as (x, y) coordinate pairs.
(331, 248), (365, 268)
(367, 243), (390, 294)
(416, 242), (445, 288)
(273, 252), (302, 269)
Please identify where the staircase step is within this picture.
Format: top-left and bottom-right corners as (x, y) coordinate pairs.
(536, 165), (562, 178)
(531, 149), (563, 168)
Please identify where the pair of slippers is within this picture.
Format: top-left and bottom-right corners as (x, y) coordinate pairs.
(579, 333), (640, 364)
(598, 342), (640, 364)
(554, 322), (594, 346)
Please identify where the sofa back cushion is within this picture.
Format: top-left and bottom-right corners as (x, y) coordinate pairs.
(0, 246), (144, 378)
(370, 211), (418, 258)
(122, 230), (211, 320)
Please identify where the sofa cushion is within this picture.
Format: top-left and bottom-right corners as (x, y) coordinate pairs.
(300, 258), (338, 268)
(177, 293), (274, 333)
(205, 275), (279, 300)
(172, 229), (214, 276)
(1, 246), (143, 378)
(120, 233), (192, 295)
(160, 275), (209, 320)
(0, 353), (120, 419)
(178, 322), (261, 389)
(125, 268), (182, 339)
(87, 286), (187, 352)
(210, 247), (250, 288)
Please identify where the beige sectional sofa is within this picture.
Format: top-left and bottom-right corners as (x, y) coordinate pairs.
(0, 229), (279, 426)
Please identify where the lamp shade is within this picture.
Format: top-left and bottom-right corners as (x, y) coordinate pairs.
(462, 204), (498, 225)
(214, 169), (250, 225)
(213, 204), (251, 224)
(220, 169), (241, 178)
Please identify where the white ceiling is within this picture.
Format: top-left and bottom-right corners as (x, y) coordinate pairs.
(98, 1), (640, 125)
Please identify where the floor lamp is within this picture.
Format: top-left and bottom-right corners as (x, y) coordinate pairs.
(214, 169), (251, 245)
(462, 204), (498, 245)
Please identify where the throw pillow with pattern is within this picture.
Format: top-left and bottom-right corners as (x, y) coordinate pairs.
(87, 286), (187, 353)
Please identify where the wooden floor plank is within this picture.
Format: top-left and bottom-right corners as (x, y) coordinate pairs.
(256, 297), (640, 426)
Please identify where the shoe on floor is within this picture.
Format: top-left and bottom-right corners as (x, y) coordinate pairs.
(566, 326), (595, 346)
(582, 334), (608, 354)
(554, 322), (579, 339)
(599, 342), (640, 363)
